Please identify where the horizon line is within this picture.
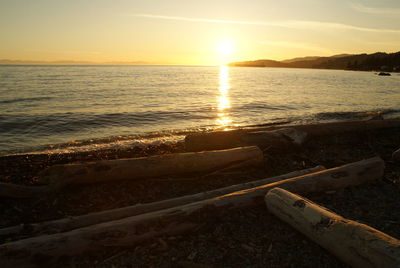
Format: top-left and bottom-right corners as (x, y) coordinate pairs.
(1, 50), (399, 67)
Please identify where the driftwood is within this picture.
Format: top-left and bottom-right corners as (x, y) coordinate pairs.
(185, 127), (307, 151)
(185, 118), (400, 151)
(0, 146), (262, 198)
(265, 188), (400, 268)
(0, 166), (324, 238)
(33, 146), (263, 185)
(0, 157), (384, 266)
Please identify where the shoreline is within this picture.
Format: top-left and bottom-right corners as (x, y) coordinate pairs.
(3, 109), (400, 157)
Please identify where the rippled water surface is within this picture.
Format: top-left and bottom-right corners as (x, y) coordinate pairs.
(1, 65), (399, 155)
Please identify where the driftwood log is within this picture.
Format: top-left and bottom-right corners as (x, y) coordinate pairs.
(0, 166), (324, 238)
(33, 146), (263, 185)
(0, 146), (262, 198)
(185, 127), (307, 151)
(265, 188), (400, 268)
(0, 157), (384, 267)
(185, 118), (400, 151)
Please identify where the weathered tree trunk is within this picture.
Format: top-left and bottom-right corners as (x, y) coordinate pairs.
(265, 188), (400, 268)
(37, 146), (263, 185)
(0, 166), (324, 237)
(0, 158), (384, 266)
(185, 128), (307, 151)
(185, 118), (400, 151)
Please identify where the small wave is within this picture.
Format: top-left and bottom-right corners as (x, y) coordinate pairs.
(313, 109), (400, 121)
(24, 135), (186, 156)
(239, 102), (297, 111)
(1, 127), (211, 156)
(0, 111), (215, 136)
(0, 96), (53, 105)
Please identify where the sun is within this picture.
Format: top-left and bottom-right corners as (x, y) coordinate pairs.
(217, 39), (234, 57)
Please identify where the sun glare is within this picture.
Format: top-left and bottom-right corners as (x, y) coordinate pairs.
(217, 39), (234, 58)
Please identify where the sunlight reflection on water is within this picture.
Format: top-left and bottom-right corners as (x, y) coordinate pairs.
(217, 66), (232, 128)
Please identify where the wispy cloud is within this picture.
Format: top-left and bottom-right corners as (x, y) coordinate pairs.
(287, 20), (400, 34)
(350, 3), (400, 16)
(133, 14), (400, 34)
(133, 14), (279, 26)
(260, 41), (333, 54)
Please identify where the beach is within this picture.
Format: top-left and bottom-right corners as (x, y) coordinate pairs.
(3, 0), (400, 266)
(0, 119), (399, 267)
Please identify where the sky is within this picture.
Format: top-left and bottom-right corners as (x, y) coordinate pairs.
(1, 0), (400, 65)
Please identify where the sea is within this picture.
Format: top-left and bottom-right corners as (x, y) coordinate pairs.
(1, 65), (399, 156)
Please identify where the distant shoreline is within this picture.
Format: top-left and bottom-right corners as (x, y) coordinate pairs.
(229, 51), (400, 73)
(1, 64), (398, 73)
(0, 64), (211, 67)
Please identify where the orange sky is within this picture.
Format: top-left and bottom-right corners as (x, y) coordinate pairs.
(1, 0), (400, 65)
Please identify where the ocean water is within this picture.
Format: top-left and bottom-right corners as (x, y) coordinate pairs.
(0, 65), (399, 155)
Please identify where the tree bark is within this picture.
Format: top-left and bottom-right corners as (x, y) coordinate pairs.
(185, 128), (307, 151)
(0, 166), (324, 237)
(36, 146), (263, 185)
(185, 118), (400, 151)
(0, 157), (384, 266)
(265, 188), (400, 268)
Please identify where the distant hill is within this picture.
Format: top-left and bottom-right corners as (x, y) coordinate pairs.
(281, 56), (321, 63)
(229, 52), (400, 72)
(227, 59), (287, 68)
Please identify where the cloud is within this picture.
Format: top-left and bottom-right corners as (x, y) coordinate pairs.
(133, 14), (400, 34)
(133, 14), (277, 26)
(350, 3), (400, 16)
(287, 20), (400, 34)
(260, 41), (333, 54)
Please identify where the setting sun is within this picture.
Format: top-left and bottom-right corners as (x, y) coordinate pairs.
(217, 39), (234, 58)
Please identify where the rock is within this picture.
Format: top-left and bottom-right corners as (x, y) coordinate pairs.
(392, 148), (400, 162)
(187, 251), (197, 260)
(378, 72), (391, 76)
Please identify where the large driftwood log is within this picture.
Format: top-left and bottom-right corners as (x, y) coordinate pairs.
(185, 127), (307, 151)
(265, 188), (400, 268)
(35, 146), (263, 185)
(0, 157), (384, 267)
(0, 146), (262, 198)
(185, 118), (400, 151)
(0, 166), (324, 238)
